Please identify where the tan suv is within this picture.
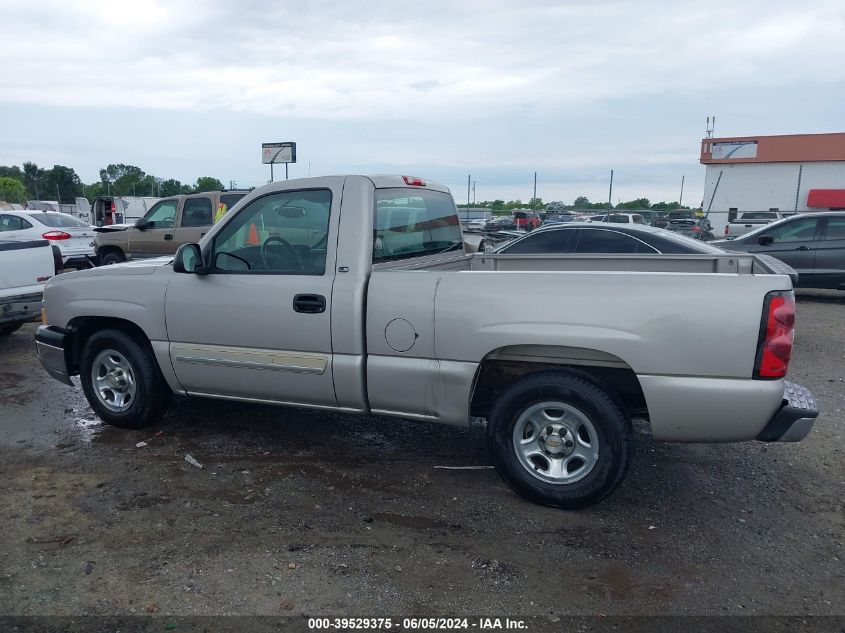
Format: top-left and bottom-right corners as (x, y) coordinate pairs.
(95, 191), (248, 265)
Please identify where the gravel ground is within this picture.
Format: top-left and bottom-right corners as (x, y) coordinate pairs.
(0, 290), (842, 618)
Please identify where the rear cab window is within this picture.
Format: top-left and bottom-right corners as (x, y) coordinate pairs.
(373, 188), (463, 262)
(180, 197), (214, 227)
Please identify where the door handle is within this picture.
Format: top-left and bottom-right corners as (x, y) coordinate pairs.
(293, 294), (326, 314)
(164, 234), (173, 241)
(795, 245), (812, 251)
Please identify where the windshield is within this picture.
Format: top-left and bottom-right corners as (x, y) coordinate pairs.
(373, 188), (463, 262)
(25, 212), (89, 228)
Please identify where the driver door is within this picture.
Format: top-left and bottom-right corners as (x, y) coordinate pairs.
(164, 184), (340, 407)
(130, 198), (180, 257)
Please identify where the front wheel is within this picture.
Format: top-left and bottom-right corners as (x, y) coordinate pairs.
(79, 329), (171, 429)
(99, 250), (125, 266)
(487, 370), (631, 509)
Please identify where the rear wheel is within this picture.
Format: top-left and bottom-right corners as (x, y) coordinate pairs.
(99, 250), (125, 266)
(487, 370), (631, 509)
(0, 323), (23, 336)
(79, 329), (171, 429)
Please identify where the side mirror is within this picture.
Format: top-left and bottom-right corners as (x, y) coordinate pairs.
(135, 218), (149, 230)
(757, 235), (774, 246)
(173, 243), (208, 274)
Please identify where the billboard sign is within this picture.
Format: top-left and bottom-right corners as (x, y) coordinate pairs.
(262, 142), (297, 164)
(711, 140), (758, 160)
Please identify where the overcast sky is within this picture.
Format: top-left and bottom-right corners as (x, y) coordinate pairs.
(1, 0), (844, 205)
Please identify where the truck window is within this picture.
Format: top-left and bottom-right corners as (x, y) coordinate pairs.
(181, 198), (213, 227)
(373, 189), (463, 262)
(212, 188), (332, 274)
(740, 212), (777, 220)
(220, 194), (245, 209)
(144, 200), (178, 228)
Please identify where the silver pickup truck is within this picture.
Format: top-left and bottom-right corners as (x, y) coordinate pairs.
(35, 175), (818, 509)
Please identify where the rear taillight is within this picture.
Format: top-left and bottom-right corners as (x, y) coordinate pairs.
(402, 176), (426, 186)
(724, 224), (729, 235)
(754, 291), (795, 379)
(691, 225), (701, 233)
(42, 231), (71, 240)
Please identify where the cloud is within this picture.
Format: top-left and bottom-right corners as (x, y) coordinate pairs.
(2, 0), (843, 119)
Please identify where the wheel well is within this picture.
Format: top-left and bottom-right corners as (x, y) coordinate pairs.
(65, 316), (151, 374)
(469, 350), (648, 421)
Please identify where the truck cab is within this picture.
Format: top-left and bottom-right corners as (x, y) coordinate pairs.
(94, 190), (248, 264)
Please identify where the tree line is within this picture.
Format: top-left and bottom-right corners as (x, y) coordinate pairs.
(0, 162), (227, 205)
(457, 196), (691, 212)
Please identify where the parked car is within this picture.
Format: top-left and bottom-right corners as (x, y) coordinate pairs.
(494, 223), (726, 255)
(483, 216), (517, 232)
(0, 239), (55, 336)
(512, 210), (541, 231)
(724, 211), (796, 240)
(587, 213), (649, 225)
(36, 175), (816, 510)
(94, 190), (248, 265)
(0, 210), (96, 269)
(664, 211), (715, 241)
(464, 218), (488, 232)
(542, 213), (577, 226)
(634, 210), (669, 228)
(713, 212), (845, 289)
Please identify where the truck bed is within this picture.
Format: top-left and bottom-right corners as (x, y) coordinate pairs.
(366, 250), (794, 439)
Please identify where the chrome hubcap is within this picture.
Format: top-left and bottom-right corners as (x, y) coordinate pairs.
(512, 401), (599, 484)
(91, 349), (136, 412)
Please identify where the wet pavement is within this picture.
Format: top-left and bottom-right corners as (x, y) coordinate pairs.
(0, 291), (843, 616)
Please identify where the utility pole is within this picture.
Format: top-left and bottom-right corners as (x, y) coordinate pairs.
(56, 184), (61, 205)
(472, 180), (476, 205)
(607, 169), (614, 213)
(533, 171), (537, 208)
(679, 175), (685, 207)
(133, 183), (136, 196)
(466, 175), (471, 222)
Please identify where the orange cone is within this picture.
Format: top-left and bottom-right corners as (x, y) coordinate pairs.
(247, 223), (260, 245)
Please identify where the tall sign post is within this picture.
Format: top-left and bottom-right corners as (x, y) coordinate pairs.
(262, 142), (297, 182)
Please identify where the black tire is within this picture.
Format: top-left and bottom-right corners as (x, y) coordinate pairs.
(79, 329), (171, 429)
(99, 250), (125, 266)
(487, 370), (631, 509)
(0, 322), (24, 336)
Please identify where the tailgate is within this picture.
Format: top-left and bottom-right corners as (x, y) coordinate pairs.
(0, 240), (54, 295)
